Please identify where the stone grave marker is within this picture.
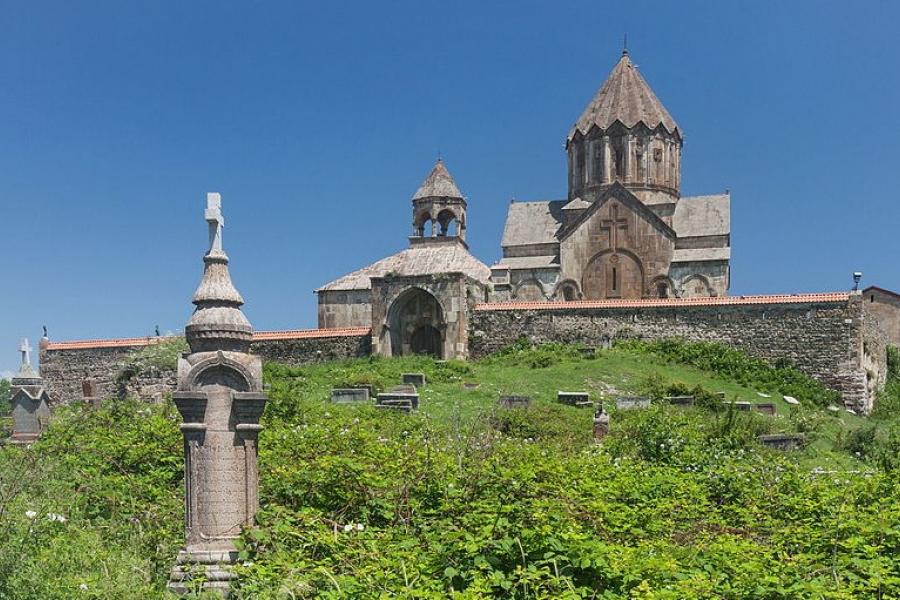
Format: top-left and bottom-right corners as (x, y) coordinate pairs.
(577, 347), (596, 359)
(616, 396), (651, 410)
(558, 391), (592, 408)
(758, 433), (805, 451)
(753, 403), (777, 415)
(498, 395), (531, 408)
(376, 385), (419, 411)
(593, 405), (610, 443)
(331, 388), (370, 403)
(6, 338), (51, 445)
(402, 373), (426, 386)
(665, 395), (695, 407)
(723, 401), (752, 411)
(167, 193), (268, 597)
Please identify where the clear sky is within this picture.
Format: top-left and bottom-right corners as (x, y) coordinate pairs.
(2, 0), (899, 376)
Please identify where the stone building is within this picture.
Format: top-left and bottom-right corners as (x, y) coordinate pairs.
(863, 286), (900, 347)
(316, 159), (491, 360)
(491, 50), (730, 302)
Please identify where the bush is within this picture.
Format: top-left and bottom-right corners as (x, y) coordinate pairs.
(485, 338), (584, 368)
(619, 338), (840, 406)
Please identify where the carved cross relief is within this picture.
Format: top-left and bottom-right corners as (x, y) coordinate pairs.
(595, 203), (629, 253)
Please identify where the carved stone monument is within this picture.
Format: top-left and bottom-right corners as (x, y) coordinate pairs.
(7, 338), (51, 444)
(167, 193), (268, 597)
(593, 405), (610, 443)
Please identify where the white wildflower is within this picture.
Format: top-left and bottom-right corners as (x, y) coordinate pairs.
(355, 523), (364, 531)
(343, 524), (353, 532)
(79, 583), (88, 590)
(25, 510), (37, 519)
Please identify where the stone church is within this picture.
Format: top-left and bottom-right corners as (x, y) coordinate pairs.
(317, 50), (731, 358)
(491, 49), (730, 302)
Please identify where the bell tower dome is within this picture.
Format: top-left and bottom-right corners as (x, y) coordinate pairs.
(567, 50), (683, 208)
(411, 159), (467, 242)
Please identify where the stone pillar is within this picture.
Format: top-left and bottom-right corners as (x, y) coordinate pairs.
(168, 193), (268, 598)
(593, 405), (610, 443)
(7, 338), (51, 445)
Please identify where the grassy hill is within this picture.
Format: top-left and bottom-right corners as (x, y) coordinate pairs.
(1, 341), (898, 598)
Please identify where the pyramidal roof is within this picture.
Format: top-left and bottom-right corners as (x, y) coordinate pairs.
(570, 51), (679, 139)
(412, 159), (463, 200)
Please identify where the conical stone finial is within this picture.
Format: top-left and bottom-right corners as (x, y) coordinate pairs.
(412, 159), (464, 200)
(185, 193), (252, 353)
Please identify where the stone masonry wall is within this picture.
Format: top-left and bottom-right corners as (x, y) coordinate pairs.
(39, 331), (371, 405)
(469, 294), (882, 413)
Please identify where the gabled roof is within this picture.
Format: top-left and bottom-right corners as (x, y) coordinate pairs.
(412, 159), (463, 200)
(559, 182), (677, 242)
(317, 241), (491, 292)
(672, 193), (730, 237)
(500, 200), (566, 248)
(571, 51), (679, 139)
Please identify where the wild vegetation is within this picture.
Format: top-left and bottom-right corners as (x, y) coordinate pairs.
(0, 340), (898, 598)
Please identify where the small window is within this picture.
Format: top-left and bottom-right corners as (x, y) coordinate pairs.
(612, 268), (618, 291)
(871, 295), (875, 303)
(657, 283), (668, 298)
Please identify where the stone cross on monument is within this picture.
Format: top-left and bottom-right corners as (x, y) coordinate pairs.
(6, 338), (50, 445)
(600, 204), (628, 252)
(167, 193), (267, 597)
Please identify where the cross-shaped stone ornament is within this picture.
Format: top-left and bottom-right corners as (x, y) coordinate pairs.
(19, 338), (32, 368)
(205, 192), (224, 254)
(600, 204), (628, 251)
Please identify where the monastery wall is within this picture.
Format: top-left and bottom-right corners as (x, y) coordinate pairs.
(39, 328), (371, 405)
(469, 292), (887, 414)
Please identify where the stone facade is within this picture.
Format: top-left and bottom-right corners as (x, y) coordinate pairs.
(469, 292), (886, 414)
(862, 286), (900, 348)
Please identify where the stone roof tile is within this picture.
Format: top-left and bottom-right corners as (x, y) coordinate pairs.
(673, 193), (730, 237)
(500, 200), (566, 248)
(412, 159), (463, 200)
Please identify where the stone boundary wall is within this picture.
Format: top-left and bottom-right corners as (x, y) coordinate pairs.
(469, 292), (886, 413)
(39, 328), (371, 405)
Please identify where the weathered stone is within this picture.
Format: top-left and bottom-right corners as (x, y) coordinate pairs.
(758, 433), (805, 451)
(665, 395), (695, 407)
(498, 395), (531, 408)
(168, 194), (267, 598)
(376, 391), (419, 410)
(402, 373), (426, 386)
(331, 388), (370, 403)
(724, 401), (752, 411)
(753, 403), (777, 415)
(558, 391), (592, 407)
(6, 339), (51, 445)
(593, 406), (610, 443)
(616, 396), (651, 410)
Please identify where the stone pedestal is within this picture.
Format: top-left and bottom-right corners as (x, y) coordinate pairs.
(168, 194), (268, 597)
(6, 339), (50, 445)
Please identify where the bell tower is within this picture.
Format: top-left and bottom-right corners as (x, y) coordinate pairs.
(567, 50), (683, 209)
(410, 159), (467, 243)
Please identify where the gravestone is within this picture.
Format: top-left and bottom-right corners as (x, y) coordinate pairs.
(715, 391), (727, 400)
(753, 403), (777, 415)
(331, 388), (370, 403)
(168, 194), (268, 597)
(402, 373), (426, 386)
(723, 401), (752, 411)
(377, 385), (419, 411)
(577, 347), (596, 359)
(498, 395), (531, 408)
(665, 395), (695, 407)
(7, 339), (51, 445)
(82, 378), (101, 407)
(616, 396), (651, 411)
(758, 433), (805, 451)
(558, 391), (592, 407)
(593, 406), (610, 442)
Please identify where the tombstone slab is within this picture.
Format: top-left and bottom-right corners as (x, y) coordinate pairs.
(402, 373), (426, 386)
(377, 392), (419, 410)
(168, 194), (267, 598)
(331, 388), (370, 403)
(723, 401), (752, 411)
(758, 433), (805, 451)
(665, 395), (695, 407)
(498, 395), (531, 408)
(558, 391), (592, 407)
(753, 403), (777, 415)
(616, 396), (651, 411)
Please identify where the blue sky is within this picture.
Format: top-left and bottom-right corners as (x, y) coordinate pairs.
(2, 0), (898, 376)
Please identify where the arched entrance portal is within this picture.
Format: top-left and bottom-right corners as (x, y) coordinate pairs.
(387, 288), (445, 358)
(582, 251), (644, 299)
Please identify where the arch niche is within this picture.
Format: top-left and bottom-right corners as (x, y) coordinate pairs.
(582, 250), (644, 300)
(386, 288), (445, 358)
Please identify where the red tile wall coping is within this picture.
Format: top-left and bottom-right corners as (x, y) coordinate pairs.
(473, 292), (851, 312)
(43, 327), (372, 351)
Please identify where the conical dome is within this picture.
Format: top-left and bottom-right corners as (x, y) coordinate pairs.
(570, 51), (679, 139)
(412, 159), (463, 200)
(185, 194), (253, 353)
